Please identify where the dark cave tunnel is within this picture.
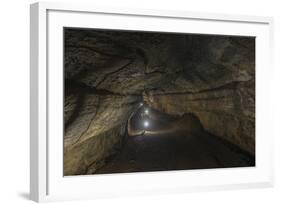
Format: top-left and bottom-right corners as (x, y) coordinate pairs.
(94, 101), (254, 174)
(63, 28), (255, 176)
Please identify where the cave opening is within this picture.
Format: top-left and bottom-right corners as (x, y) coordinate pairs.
(63, 28), (255, 176)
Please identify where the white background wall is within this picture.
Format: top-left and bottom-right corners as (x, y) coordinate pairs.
(0, 0), (280, 204)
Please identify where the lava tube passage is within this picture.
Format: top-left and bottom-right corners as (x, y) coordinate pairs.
(63, 28), (255, 176)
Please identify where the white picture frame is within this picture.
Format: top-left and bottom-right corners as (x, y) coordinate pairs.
(30, 1), (274, 202)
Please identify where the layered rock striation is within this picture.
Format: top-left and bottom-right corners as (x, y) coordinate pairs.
(64, 28), (255, 175)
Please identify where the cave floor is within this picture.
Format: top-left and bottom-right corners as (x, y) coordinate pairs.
(95, 109), (255, 174)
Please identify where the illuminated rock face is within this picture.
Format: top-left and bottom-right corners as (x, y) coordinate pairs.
(144, 36), (255, 154)
(64, 29), (255, 175)
(64, 93), (139, 175)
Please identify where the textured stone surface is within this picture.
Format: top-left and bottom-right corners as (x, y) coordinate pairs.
(143, 36), (255, 154)
(64, 28), (255, 175)
(64, 91), (140, 175)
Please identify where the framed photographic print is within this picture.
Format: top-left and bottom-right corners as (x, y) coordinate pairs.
(30, 2), (274, 202)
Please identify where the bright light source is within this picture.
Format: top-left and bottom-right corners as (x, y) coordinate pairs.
(144, 109), (149, 114)
(140, 102), (143, 106)
(144, 121), (149, 128)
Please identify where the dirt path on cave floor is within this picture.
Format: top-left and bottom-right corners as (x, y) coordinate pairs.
(95, 110), (255, 174)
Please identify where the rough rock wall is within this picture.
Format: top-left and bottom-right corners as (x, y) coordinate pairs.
(64, 29), (144, 175)
(64, 92), (138, 175)
(144, 36), (255, 154)
(64, 29), (189, 175)
(64, 29), (255, 175)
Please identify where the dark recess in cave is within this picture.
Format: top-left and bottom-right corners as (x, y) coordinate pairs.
(63, 28), (255, 176)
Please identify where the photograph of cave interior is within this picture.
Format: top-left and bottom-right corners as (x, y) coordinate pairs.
(63, 28), (255, 176)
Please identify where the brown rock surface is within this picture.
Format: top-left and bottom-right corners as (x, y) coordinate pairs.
(64, 28), (255, 175)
